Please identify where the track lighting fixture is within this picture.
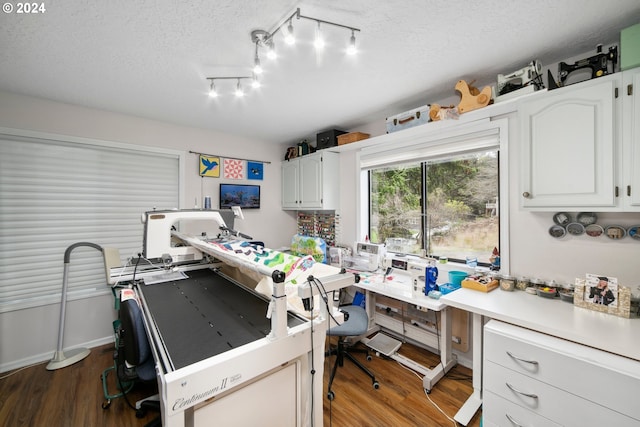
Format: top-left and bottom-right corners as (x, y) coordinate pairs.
(205, 7), (360, 99)
(206, 76), (258, 98)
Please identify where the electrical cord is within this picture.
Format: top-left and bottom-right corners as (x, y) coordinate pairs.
(395, 360), (457, 427)
(305, 275), (343, 427)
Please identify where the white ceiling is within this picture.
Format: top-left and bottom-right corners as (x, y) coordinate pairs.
(1, 1), (639, 144)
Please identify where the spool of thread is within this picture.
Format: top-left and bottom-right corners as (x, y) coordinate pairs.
(204, 196), (211, 209)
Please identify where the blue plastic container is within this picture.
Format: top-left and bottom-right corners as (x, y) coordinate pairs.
(448, 270), (468, 286)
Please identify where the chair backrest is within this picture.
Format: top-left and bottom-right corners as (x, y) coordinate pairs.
(119, 299), (152, 371)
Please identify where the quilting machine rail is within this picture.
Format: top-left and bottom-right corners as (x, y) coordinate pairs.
(110, 209), (357, 427)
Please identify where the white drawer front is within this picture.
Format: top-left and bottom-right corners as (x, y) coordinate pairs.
(484, 320), (640, 420)
(485, 360), (640, 427)
(483, 390), (560, 427)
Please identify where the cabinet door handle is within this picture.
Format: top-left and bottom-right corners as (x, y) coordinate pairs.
(629, 84), (633, 96)
(505, 413), (526, 427)
(522, 191), (531, 198)
(628, 185), (631, 197)
(506, 350), (539, 365)
(506, 382), (538, 399)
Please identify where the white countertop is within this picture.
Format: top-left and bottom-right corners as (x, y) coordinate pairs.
(441, 288), (640, 361)
(354, 270), (446, 312)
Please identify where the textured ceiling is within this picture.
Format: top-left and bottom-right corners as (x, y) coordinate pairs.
(1, 0), (639, 144)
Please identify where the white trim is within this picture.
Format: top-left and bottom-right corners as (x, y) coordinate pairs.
(354, 118), (510, 273)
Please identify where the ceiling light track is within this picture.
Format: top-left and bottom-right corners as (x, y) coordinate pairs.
(205, 7), (361, 98)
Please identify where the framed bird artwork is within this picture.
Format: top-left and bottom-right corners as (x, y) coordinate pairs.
(247, 161), (264, 180)
(199, 155), (220, 177)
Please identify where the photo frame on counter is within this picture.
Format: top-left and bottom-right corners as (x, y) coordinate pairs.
(574, 275), (631, 318)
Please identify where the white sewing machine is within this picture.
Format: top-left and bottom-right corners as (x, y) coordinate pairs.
(111, 209), (356, 427)
(495, 60), (544, 103)
(382, 253), (433, 298)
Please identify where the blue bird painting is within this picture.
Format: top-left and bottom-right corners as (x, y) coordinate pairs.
(199, 155), (220, 177)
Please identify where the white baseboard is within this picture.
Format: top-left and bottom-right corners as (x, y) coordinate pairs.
(0, 335), (114, 374)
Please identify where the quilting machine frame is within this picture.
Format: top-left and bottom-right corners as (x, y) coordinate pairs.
(110, 210), (357, 427)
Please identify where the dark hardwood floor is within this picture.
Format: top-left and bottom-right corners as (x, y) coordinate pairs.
(0, 337), (481, 427)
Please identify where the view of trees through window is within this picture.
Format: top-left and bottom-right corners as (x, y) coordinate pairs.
(369, 149), (499, 264)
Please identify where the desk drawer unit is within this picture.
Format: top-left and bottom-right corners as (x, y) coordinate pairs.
(483, 390), (561, 427)
(483, 320), (640, 426)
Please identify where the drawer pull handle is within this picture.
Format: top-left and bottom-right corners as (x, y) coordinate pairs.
(505, 413), (526, 427)
(506, 351), (539, 365)
(506, 382), (538, 399)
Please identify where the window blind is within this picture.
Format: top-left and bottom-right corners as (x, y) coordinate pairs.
(360, 128), (500, 170)
(0, 132), (181, 312)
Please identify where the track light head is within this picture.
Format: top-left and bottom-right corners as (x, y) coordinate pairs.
(208, 80), (218, 98)
(266, 39), (277, 60)
(313, 21), (325, 50)
(347, 30), (357, 55)
(235, 79), (244, 97)
(253, 54), (263, 74)
(251, 74), (261, 89)
(284, 19), (295, 45)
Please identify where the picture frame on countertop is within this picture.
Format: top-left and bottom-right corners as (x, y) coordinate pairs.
(574, 274), (631, 318)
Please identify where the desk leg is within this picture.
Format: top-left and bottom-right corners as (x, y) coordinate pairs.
(454, 312), (483, 426)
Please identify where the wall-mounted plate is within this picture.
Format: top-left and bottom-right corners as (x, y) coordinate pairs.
(577, 212), (597, 226)
(566, 222), (585, 236)
(585, 224), (604, 237)
(553, 212), (572, 226)
(605, 225), (626, 240)
(549, 224), (566, 238)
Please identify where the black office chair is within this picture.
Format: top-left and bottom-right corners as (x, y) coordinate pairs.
(101, 298), (160, 426)
(325, 305), (379, 400)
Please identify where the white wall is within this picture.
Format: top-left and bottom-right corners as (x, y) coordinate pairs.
(0, 90), (297, 371)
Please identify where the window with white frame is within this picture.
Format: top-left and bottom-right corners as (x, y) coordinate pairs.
(0, 130), (182, 312)
(361, 122), (505, 266)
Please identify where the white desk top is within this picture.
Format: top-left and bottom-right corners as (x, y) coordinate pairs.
(441, 288), (640, 361)
(354, 270), (446, 312)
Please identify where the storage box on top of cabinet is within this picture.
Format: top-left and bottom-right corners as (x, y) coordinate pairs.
(337, 132), (370, 145)
(386, 105), (430, 133)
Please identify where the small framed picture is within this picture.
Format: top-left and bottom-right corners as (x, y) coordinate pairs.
(574, 273), (631, 318)
(584, 274), (618, 307)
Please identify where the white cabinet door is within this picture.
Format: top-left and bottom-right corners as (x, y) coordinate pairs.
(622, 68), (640, 210)
(298, 154), (324, 208)
(519, 75), (618, 210)
(281, 159), (299, 209)
(281, 151), (339, 210)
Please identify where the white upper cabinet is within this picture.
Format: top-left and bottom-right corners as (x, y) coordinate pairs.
(622, 68), (640, 211)
(519, 74), (618, 210)
(281, 151), (340, 210)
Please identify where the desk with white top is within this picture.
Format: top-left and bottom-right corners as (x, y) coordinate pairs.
(353, 271), (456, 392)
(441, 288), (640, 425)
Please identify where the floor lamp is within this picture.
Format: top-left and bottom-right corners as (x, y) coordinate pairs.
(46, 242), (104, 370)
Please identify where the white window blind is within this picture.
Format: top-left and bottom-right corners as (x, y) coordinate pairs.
(0, 131), (181, 312)
(360, 127), (500, 170)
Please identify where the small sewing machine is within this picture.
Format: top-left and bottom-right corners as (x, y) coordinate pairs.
(554, 45), (618, 88)
(382, 253), (433, 298)
(345, 242), (386, 271)
(495, 60), (544, 102)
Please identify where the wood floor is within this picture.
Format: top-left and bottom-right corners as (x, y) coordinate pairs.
(0, 337), (482, 427)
